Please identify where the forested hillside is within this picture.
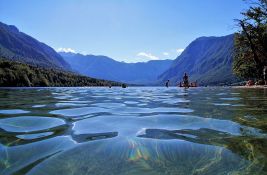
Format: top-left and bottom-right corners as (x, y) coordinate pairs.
(0, 58), (119, 87)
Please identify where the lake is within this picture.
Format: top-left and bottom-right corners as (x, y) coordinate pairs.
(0, 87), (267, 175)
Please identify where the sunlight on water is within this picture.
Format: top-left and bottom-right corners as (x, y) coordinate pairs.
(0, 87), (267, 174)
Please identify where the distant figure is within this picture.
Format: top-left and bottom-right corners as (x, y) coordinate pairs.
(264, 66), (267, 85)
(246, 80), (254, 86)
(179, 82), (182, 87)
(165, 80), (170, 88)
(190, 81), (197, 87)
(122, 84), (127, 88)
(183, 73), (189, 87)
(109, 84), (112, 88)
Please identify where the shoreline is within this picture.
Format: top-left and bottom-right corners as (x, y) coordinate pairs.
(232, 85), (267, 89)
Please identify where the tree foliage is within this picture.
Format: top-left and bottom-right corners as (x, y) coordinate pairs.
(0, 58), (121, 87)
(233, 0), (267, 79)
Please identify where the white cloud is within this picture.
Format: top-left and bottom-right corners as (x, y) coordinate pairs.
(57, 47), (76, 53)
(176, 48), (185, 55)
(163, 52), (169, 56)
(137, 52), (159, 60)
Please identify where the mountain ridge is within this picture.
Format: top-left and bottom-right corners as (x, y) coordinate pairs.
(0, 21), (71, 70)
(0, 21), (122, 87)
(158, 34), (238, 85)
(60, 52), (173, 85)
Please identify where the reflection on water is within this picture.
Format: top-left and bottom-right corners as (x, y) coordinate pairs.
(0, 87), (267, 174)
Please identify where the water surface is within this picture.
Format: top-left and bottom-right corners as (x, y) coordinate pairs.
(0, 87), (267, 175)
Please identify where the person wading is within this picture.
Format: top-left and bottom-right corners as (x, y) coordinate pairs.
(165, 80), (170, 88)
(183, 73), (189, 88)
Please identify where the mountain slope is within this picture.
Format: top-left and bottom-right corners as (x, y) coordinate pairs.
(0, 22), (71, 70)
(60, 52), (173, 85)
(158, 34), (238, 85)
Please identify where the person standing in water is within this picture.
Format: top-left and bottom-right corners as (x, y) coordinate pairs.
(264, 66), (267, 85)
(183, 73), (189, 87)
(165, 80), (170, 88)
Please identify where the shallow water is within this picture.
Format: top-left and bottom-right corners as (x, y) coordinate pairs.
(0, 87), (267, 175)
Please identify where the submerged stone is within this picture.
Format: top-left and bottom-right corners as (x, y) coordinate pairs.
(0, 116), (66, 133)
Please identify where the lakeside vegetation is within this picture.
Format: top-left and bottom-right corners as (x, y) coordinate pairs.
(233, 0), (267, 84)
(0, 58), (120, 87)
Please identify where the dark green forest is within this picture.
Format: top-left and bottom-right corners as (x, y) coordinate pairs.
(0, 58), (120, 87)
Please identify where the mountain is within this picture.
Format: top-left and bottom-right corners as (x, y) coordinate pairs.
(0, 21), (120, 87)
(0, 22), (71, 70)
(158, 34), (238, 86)
(60, 52), (173, 85)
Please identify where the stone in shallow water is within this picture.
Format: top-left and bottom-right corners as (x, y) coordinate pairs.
(110, 107), (194, 115)
(73, 116), (121, 135)
(213, 103), (231, 106)
(0, 136), (75, 175)
(55, 103), (87, 107)
(60, 100), (92, 104)
(124, 101), (139, 105)
(50, 107), (108, 117)
(72, 132), (118, 143)
(220, 97), (242, 101)
(92, 103), (126, 108)
(16, 132), (54, 140)
(151, 107), (194, 113)
(26, 138), (253, 175)
(162, 98), (190, 104)
(232, 104), (246, 107)
(0, 109), (30, 115)
(0, 116), (66, 133)
(32, 105), (46, 108)
(73, 114), (248, 138)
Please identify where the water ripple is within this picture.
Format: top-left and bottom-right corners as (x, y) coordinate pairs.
(0, 87), (266, 174)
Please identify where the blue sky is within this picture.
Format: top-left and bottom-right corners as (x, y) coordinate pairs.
(0, 0), (249, 62)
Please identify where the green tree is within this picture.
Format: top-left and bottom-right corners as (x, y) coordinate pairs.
(233, 0), (267, 80)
